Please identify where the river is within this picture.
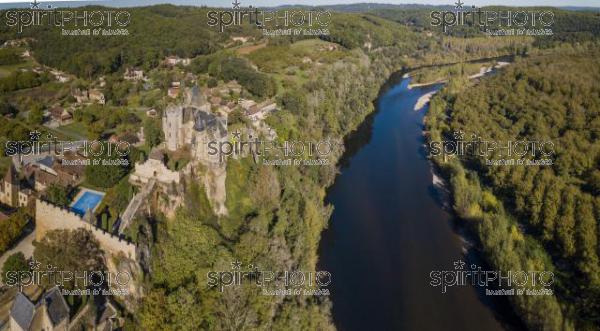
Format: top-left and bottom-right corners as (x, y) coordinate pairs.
(318, 77), (522, 331)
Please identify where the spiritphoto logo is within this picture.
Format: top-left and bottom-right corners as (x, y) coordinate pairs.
(207, 0), (331, 36)
(3, 0), (131, 35)
(430, 259), (554, 296)
(205, 129), (337, 166)
(430, 1), (554, 35)
(429, 131), (554, 166)
(5, 259), (131, 296)
(207, 260), (331, 296)
(5, 131), (131, 165)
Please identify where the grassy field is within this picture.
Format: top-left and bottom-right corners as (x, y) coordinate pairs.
(0, 48), (36, 78)
(49, 122), (88, 140)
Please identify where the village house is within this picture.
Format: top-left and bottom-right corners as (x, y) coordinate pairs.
(72, 88), (105, 105)
(89, 89), (105, 105)
(168, 82), (181, 99)
(49, 69), (69, 83)
(124, 67), (145, 81)
(72, 88), (89, 104)
(9, 287), (70, 331)
(164, 56), (191, 67)
(246, 101), (277, 121)
(1, 39), (31, 48)
(0, 165), (34, 209)
(48, 107), (72, 125)
(25, 155), (85, 192)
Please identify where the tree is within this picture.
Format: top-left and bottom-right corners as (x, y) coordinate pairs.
(0, 99), (16, 117)
(85, 143), (130, 188)
(556, 186), (577, 257)
(207, 77), (218, 88)
(28, 104), (44, 125)
(33, 229), (104, 290)
(0, 210), (29, 254)
(1, 252), (29, 283)
(144, 118), (162, 148)
(279, 91), (306, 113)
(45, 183), (71, 207)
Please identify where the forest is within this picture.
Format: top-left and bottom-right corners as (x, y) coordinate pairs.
(425, 45), (600, 330)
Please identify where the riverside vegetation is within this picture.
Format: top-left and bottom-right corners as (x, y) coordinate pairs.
(425, 45), (600, 330)
(0, 4), (598, 330)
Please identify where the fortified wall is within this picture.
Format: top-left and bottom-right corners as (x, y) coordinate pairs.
(35, 199), (137, 261)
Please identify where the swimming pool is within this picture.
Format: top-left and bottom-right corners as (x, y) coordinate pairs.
(70, 189), (105, 216)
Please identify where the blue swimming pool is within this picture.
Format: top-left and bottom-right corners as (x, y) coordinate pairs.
(70, 190), (104, 216)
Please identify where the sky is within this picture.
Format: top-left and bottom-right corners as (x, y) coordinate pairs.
(0, 0), (598, 7)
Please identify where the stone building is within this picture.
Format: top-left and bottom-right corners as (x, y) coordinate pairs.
(0, 165), (33, 208)
(130, 149), (180, 186)
(162, 86), (227, 161)
(124, 67), (145, 81)
(9, 287), (70, 331)
(161, 86), (229, 216)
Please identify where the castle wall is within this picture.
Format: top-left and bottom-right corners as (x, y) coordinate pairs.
(35, 200), (136, 261)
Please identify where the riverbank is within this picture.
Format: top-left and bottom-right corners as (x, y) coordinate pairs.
(414, 90), (437, 111)
(407, 60), (512, 89)
(412, 61), (511, 111)
(420, 52), (583, 330)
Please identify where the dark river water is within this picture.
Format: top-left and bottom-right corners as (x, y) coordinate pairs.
(318, 77), (519, 331)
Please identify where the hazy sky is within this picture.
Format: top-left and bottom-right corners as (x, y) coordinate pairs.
(0, 0), (598, 7)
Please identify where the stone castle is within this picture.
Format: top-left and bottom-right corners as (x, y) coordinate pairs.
(161, 86), (229, 215)
(162, 86), (227, 165)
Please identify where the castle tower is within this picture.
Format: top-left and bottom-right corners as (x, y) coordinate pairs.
(1, 164), (19, 207)
(162, 105), (183, 151)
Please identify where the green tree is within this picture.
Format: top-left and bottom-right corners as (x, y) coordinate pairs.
(85, 143), (130, 188)
(144, 118), (162, 148)
(33, 229), (104, 290)
(0, 210), (29, 254)
(1, 252), (29, 283)
(28, 104), (44, 125)
(44, 183), (70, 207)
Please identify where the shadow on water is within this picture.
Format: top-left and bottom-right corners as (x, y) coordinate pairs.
(336, 109), (377, 170)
